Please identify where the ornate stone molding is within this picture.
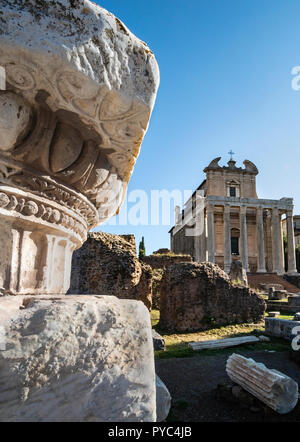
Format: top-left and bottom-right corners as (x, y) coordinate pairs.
(0, 186), (87, 244)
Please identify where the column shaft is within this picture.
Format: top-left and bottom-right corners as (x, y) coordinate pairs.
(272, 208), (284, 274)
(286, 211), (297, 274)
(224, 205), (232, 273)
(256, 207), (266, 273)
(207, 205), (215, 263)
(240, 206), (249, 272)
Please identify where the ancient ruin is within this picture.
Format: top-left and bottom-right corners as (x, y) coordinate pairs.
(69, 232), (153, 310)
(0, 0), (159, 422)
(159, 262), (266, 332)
(226, 354), (299, 414)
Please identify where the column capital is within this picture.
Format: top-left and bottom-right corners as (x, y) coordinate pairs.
(224, 204), (231, 213)
(206, 204), (215, 213)
(240, 206), (247, 214)
(286, 210), (293, 218)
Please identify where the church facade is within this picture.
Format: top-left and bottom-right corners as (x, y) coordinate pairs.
(169, 157), (298, 275)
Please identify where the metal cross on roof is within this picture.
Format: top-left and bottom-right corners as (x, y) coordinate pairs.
(228, 149), (235, 160)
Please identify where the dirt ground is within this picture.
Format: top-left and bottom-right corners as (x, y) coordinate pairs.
(155, 350), (300, 422)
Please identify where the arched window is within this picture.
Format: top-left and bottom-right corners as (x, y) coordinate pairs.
(231, 228), (240, 255)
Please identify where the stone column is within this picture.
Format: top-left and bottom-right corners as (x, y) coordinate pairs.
(224, 205), (232, 273)
(272, 208), (284, 274)
(286, 210), (298, 274)
(256, 207), (266, 273)
(194, 207), (207, 262)
(279, 212), (285, 271)
(240, 206), (249, 272)
(207, 204), (215, 263)
(0, 2), (159, 295)
(175, 206), (181, 225)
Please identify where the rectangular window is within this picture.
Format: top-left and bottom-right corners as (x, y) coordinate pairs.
(231, 237), (239, 255)
(230, 187), (236, 197)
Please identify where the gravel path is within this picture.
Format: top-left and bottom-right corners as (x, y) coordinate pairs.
(155, 350), (300, 422)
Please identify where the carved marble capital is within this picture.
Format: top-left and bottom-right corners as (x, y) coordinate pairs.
(0, 0), (159, 295)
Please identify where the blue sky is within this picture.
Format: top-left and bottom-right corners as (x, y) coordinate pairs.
(95, 0), (300, 254)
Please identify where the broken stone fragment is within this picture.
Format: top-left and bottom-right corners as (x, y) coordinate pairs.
(152, 329), (166, 351)
(226, 354), (299, 414)
(156, 375), (171, 422)
(189, 336), (260, 351)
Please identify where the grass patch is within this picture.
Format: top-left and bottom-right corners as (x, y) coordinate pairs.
(151, 310), (290, 359)
(151, 309), (160, 327)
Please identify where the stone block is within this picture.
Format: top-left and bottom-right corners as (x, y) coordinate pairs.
(265, 317), (300, 341)
(268, 311), (280, 318)
(0, 295), (156, 422)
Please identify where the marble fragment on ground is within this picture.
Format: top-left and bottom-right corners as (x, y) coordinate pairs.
(226, 354), (299, 414)
(189, 336), (260, 351)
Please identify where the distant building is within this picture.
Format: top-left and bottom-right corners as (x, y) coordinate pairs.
(169, 156), (298, 275)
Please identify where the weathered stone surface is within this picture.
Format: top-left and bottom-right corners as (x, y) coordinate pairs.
(152, 268), (164, 309)
(159, 262), (266, 332)
(69, 232), (153, 310)
(226, 354), (299, 414)
(189, 336), (260, 351)
(268, 290), (287, 301)
(156, 375), (171, 422)
(294, 312), (300, 321)
(0, 0), (159, 202)
(142, 253), (192, 270)
(0, 0), (159, 295)
(268, 311), (280, 318)
(0, 295), (156, 422)
(152, 329), (165, 351)
(265, 317), (300, 341)
(258, 335), (271, 342)
(229, 260), (248, 286)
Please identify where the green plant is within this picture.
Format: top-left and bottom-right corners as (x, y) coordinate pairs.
(138, 236), (146, 259)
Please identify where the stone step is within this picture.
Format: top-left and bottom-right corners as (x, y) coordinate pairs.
(247, 273), (299, 294)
